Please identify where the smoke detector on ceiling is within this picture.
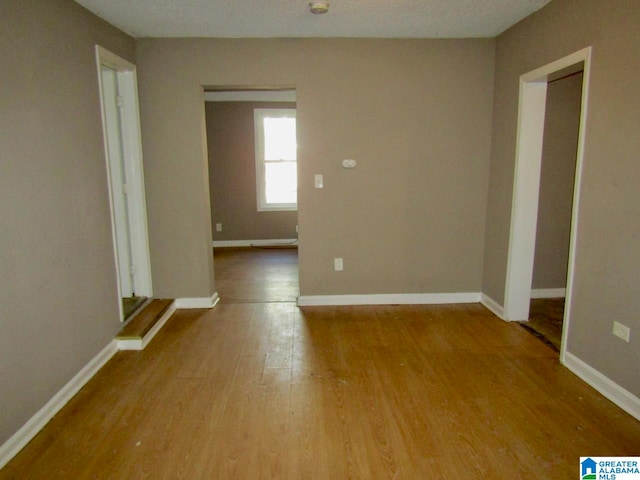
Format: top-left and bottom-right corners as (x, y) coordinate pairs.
(309, 2), (329, 14)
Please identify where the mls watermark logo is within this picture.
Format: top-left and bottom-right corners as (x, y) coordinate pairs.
(581, 457), (640, 479)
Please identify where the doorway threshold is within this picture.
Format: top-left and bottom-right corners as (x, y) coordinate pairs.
(116, 299), (175, 350)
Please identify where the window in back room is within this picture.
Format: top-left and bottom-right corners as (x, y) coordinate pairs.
(254, 108), (297, 211)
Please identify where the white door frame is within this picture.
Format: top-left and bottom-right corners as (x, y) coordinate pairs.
(503, 47), (592, 360)
(96, 46), (153, 318)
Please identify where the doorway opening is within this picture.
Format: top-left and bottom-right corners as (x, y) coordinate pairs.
(522, 67), (584, 352)
(203, 88), (299, 303)
(503, 47), (591, 362)
(96, 46), (153, 321)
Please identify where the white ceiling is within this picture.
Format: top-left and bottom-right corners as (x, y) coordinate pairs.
(74, 0), (551, 39)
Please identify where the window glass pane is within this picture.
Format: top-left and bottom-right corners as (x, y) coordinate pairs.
(264, 117), (296, 161)
(265, 162), (297, 204)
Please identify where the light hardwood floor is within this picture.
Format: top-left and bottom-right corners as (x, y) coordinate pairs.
(2, 251), (639, 479)
(523, 298), (565, 351)
(213, 247), (299, 303)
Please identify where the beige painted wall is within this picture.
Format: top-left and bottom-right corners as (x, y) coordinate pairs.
(532, 72), (582, 290)
(136, 38), (495, 297)
(206, 101), (298, 242)
(0, 0), (134, 444)
(482, 0), (640, 395)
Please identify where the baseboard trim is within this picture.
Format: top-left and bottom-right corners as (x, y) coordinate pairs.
(480, 293), (505, 319)
(213, 239), (297, 248)
(297, 292), (481, 307)
(531, 288), (566, 299)
(563, 351), (640, 421)
(117, 301), (177, 351)
(175, 292), (220, 309)
(0, 340), (118, 470)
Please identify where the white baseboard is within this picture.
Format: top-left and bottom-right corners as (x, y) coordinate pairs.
(117, 301), (177, 351)
(531, 288), (566, 299)
(0, 299), (184, 468)
(0, 340), (119, 470)
(175, 292), (220, 309)
(480, 293), (505, 319)
(563, 351), (640, 421)
(213, 239), (297, 248)
(297, 292), (481, 307)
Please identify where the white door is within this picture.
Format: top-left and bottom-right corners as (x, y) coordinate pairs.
(96, 47), (153, 319)
(100, 65), (135, 297)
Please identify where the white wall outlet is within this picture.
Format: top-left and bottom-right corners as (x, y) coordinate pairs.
(314, 174), (323, 189)
(215, 223), (222, 232)
(612, 321), (631, 342)
(296, 224), (299, 233)
(334, 258), (343, 271)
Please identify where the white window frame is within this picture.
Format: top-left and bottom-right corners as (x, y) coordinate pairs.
(254, 108), (297, 212)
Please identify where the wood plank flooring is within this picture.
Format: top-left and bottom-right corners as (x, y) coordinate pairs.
(213, 247), (299, 303)
(2, 304), (639, 478)
(2, 250), (639, 478)
(522, 298), (565, 351)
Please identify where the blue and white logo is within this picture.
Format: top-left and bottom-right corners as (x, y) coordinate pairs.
(582, 458), (597, 479)
(581, 457), (640, 479)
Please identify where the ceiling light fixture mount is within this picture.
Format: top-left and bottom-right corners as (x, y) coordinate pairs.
(309, 2), (329, 14)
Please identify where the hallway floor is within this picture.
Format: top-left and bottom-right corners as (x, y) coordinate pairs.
(213, 247), (299, 303)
